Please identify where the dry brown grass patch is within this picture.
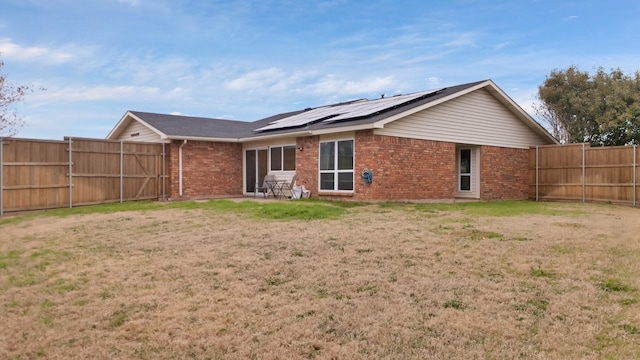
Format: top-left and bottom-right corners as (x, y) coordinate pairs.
(1, 202), (639, 359)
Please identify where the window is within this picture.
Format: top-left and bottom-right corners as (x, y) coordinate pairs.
(459, 148), (471, 191)
(319, 139), (354, 191)
(270, 145), (296, 171)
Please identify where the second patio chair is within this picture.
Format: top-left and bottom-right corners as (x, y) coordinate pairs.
(283, 174), (298, 199)
(254, 174), (275, 198)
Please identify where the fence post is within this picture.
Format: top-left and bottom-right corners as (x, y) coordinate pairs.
(162, 142), (166, 201)
(0, 137), (3, 217)
(535, 146), (539, 202)
(634, 145), (637, 207)
(582, 143), (586, 203)
(120, 140), (124, 203)
(69, 137), (73, 208)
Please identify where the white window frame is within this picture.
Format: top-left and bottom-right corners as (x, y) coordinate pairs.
(458, 148), (472, 192)
(269, 144), (296, 172)
(318, 138), (354, 192)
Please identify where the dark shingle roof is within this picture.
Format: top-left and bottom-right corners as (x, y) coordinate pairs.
(129, 111), (254, 138)
(245, 80), (486, 137)
(129, 80), (489, 140)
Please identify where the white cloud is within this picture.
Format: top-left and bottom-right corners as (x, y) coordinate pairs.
(305, 74), (396, 97)
(0, 38), (75, 64)
(426, 77), (441, 88)
(224, 67), (288, 91)
(317, 0), (347, 10)
(493, 41), (512, 50)
(34, 85), (160, 102)
(117, 0), (141, 6)
(114, 55), (198, 85)
(510, 86), (542, 118)
(443, 32), (477, 48)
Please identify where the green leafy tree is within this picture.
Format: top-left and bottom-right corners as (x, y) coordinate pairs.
(536, 66), (640, 146)
(0, 56), (41, 136)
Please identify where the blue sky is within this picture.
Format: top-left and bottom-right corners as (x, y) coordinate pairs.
(1, 0), (639, 139)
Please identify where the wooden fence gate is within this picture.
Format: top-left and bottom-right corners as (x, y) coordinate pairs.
(530, 143), (638, 206)
(0, 137), (167, 215)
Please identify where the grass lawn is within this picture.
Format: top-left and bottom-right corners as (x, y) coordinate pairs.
(1, 200), (639, 359)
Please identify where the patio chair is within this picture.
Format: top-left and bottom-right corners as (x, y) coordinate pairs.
(254, 174), (275, 198)
(283, 174), (298, 198)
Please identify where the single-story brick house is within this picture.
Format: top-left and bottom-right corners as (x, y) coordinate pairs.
(106, 79), (558, 201)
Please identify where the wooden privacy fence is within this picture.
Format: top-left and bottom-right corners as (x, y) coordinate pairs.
(0, 137), (167, 216)
(530, 143), (638, 206)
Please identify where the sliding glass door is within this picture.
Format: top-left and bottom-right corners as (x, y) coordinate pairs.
(245, 149), (268, 193)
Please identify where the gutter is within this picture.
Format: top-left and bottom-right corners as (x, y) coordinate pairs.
(165, 130), (314, 143)
(179, 139), (187, 196)
(164, 125), (378, 145)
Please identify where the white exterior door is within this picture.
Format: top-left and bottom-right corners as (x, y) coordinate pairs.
(459, 148), (472, 192)
(456, 146), (479, 198)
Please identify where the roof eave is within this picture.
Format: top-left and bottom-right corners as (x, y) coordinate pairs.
(165, 130), (315, 143)
(371, 80), (559, 144)
(105, 111), (133, 140)
(482, 81), (559, 144)
(106, 111), (169, 140)
(372, 80), (493, 128)
(238, 130), (313, 142)
(307, 123), (382, 136)
(165, 135), (242, 143)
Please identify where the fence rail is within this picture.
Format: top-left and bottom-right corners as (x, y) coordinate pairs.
(1, 137), (167, 216)
(530, 143), (638, 207)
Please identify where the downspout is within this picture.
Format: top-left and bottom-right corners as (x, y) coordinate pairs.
(120, 140), (124, 203)
(535, 146), (539, 202)
(179, 139), (187, 197)
(162, 142), (166, 201)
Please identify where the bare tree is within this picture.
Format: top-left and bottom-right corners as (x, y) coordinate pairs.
(0, 57), (42, 136)
(533, 101), (568, 144)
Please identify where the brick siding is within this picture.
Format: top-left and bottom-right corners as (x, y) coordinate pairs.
(479, 146), (529, 200)
(165, 134), (530, 201)
(295, 136), (320, 196)
(167, 140), (243, 199)
(352, 130), (457, 201)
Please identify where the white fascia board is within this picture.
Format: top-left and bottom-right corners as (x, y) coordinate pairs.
(371, 80), (559, 144)
(166, 130), (314, 143)
(105, 111), (132, 139)
(307, 123), (381, 136)
(106, 111), (168, 140)
(237, 130), (313, 142)
(128, 112), (170, 138)
(166, 135), (241, 143)
(482, 82), (559, 144)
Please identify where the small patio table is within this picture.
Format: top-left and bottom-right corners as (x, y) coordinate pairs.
(264, 179), (288, 199)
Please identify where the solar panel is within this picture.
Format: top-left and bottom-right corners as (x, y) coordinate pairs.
(253, 106), (344, 131)
(253, 88), (443, 132)
(325, 89), (441, 122)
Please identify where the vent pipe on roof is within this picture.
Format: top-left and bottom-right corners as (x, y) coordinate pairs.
(179, 140), (187, 197)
